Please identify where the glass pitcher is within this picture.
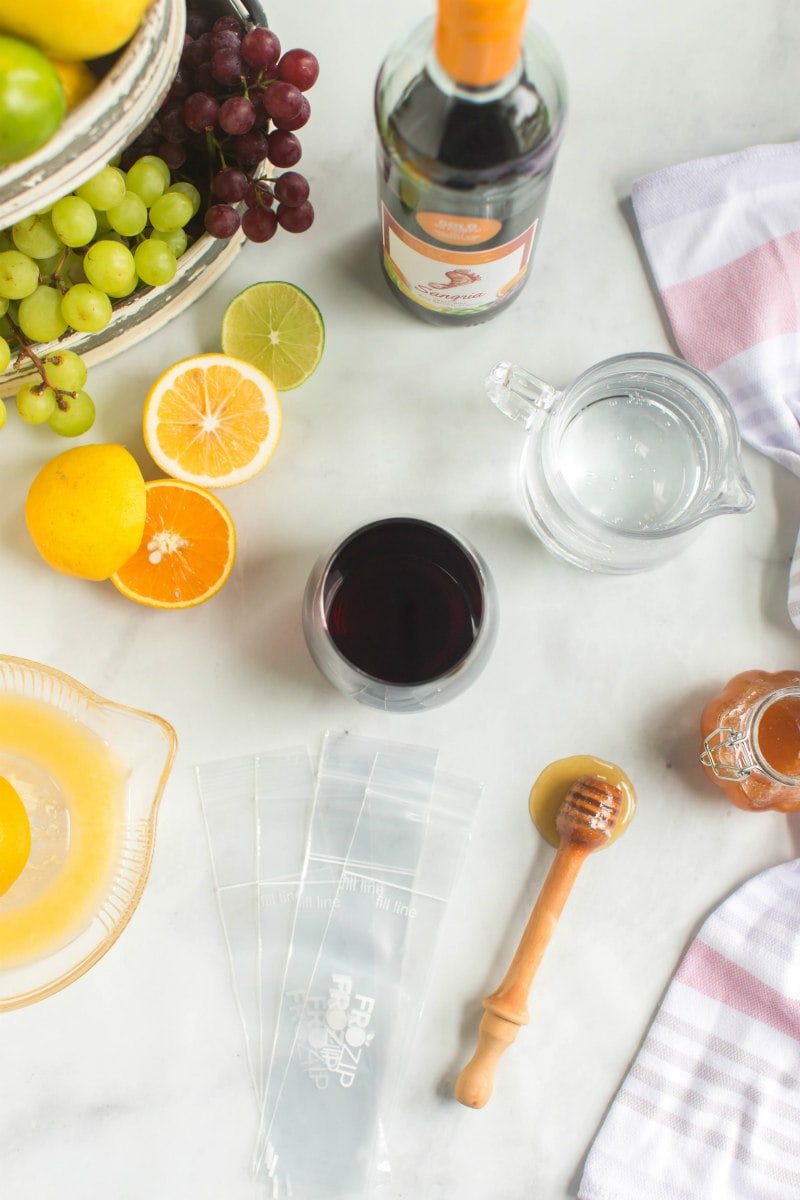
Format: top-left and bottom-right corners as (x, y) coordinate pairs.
(487, 352), (755, 573)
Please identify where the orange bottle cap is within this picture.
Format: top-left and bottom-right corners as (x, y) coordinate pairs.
(435, 0), (528, 88)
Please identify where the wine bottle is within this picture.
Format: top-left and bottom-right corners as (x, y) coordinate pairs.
(375, 0), (567, 325)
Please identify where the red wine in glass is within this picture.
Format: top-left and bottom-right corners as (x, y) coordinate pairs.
(304, 517), (496, 710)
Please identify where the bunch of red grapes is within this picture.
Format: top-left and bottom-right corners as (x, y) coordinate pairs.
(126, 5), (318, 244)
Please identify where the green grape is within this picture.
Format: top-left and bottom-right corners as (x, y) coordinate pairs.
(0, 232), (12, 253)
(150, 228), (188, 258)
(16, 381), (57, 424)
(62, 251), (86, 285)
(35, 251), (65, 277)
(0, 335), (10, 372)
(0, 397), (6, 430)
(94, 210), (112, 233)
(48, 390), (95, 437)
(75, 166), (127, 211)
(83, 240), (137, 298)
(17, 285), (68, 342)
(148, 191), (194, 233)
(0, 249), (39, 299)
(125, 156), (169, 206)
(51, 195), (98, 248)
(11, 214), (63, 260)
(167, 182), (201, 215)
(106, 190), (148, 237)
(43, 349), (87, 391)
(0, 297), (8, 318)
(133, 239), (177, 287)
(61, 283), (113, 333)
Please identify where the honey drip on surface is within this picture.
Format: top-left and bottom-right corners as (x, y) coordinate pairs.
(529, 754), (636, 848)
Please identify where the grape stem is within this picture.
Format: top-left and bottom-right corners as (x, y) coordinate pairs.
(4, 316), (76, 410)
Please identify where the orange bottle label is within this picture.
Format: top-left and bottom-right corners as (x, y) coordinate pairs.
(415, 211), (502, 245)
(382, 205), (537, 315)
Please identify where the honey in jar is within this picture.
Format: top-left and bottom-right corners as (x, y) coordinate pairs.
(700, 669), (800, 811)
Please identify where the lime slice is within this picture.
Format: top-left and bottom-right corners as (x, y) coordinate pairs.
(221, 281), (324, 391)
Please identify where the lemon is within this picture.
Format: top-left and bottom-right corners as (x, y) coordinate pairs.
(220, 282), (324, 391)
(0, 0), (153, 61)
(25, 443), (147, 580)
(49, 58), (97, 111)
(0, 776), (31, 897)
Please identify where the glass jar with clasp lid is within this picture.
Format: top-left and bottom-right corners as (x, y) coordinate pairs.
(700, 670), (800, 811)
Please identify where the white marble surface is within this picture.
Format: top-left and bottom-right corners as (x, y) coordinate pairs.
(3, 1), (800, 1197)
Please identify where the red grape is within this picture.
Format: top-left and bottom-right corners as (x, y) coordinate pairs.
(210, 28), (241, 53)
(273, 171), (309, 207)
(275, 94), (310, 131)
(183, 31), (212, 67)
(165, 67), (189, 101)
(267, 129), (302, 167)
(205, 204), (241, 238)
(183, 91), (219, 132)
(277, 201), (314, 232)
(241, 27), (281, 70)
(211, 47), (244, 86)
(186, 13), (209, 38)
(219, 96), (256, 135)
(262, 81), (303, 125)
(244, 180), (274, 209)
(277, 49), (319, 91)
(213, 166), (250, 203)
(159, 141), (186, 170)
(213, 15), (242, 35)
(232, 130), (270, 166)
(242, 207), (278, 242)
(159, 104), (188, 142)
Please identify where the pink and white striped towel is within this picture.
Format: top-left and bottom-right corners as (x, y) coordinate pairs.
(630, 141), (800, 628)
(578, 858), (800, 1200)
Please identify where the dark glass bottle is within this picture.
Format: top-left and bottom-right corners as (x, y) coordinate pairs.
(375, 0), (567, 326)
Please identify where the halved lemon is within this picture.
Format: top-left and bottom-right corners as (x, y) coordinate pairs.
(143, 353), (282, 488)
(110, 479), (236, 610)
(221, 281), (324, 391)
(0, 776), (31, 897)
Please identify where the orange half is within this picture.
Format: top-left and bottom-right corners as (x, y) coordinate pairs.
(110, 479), (236, 609)
(143, 353), (282, 488)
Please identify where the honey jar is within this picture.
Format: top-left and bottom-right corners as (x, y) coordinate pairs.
(700, 669), (800, 811)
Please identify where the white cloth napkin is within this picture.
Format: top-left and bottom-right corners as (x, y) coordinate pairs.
(578, 858), (800, 1200)
(630, 141), (800, 628)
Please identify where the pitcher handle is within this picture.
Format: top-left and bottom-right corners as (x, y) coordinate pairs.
(486, 362), (559, 430)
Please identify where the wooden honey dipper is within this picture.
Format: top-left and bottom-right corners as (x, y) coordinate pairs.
(455, 775), (623, 1109)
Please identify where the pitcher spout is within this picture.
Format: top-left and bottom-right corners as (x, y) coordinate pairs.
(486, 362), (559, 430)
(710, 464), (756, 516)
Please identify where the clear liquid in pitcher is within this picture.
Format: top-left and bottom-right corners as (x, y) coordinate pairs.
(558, 388), (707, 532)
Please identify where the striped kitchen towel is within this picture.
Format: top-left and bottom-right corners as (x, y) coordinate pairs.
(630, 141), (800, 628)
(578, 858), (800, 1200)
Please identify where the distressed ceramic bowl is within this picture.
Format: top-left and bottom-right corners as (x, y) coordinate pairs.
(0, 0), (270, 396)
(0, 0), (185, 229)
(0, 656), (177, 1011)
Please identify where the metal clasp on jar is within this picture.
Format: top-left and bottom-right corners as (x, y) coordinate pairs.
(700, 726), (758, 780)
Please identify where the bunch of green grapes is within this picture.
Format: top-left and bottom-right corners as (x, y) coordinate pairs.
(0, 154), (198, 437)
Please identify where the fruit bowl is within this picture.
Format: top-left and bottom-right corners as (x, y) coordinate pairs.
(0, 655), (177, 1011)
(0, 0), (185, 229)
(0, 0), (273, 398)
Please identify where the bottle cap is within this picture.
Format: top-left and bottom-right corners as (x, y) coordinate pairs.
(435, 0), (528, 87)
